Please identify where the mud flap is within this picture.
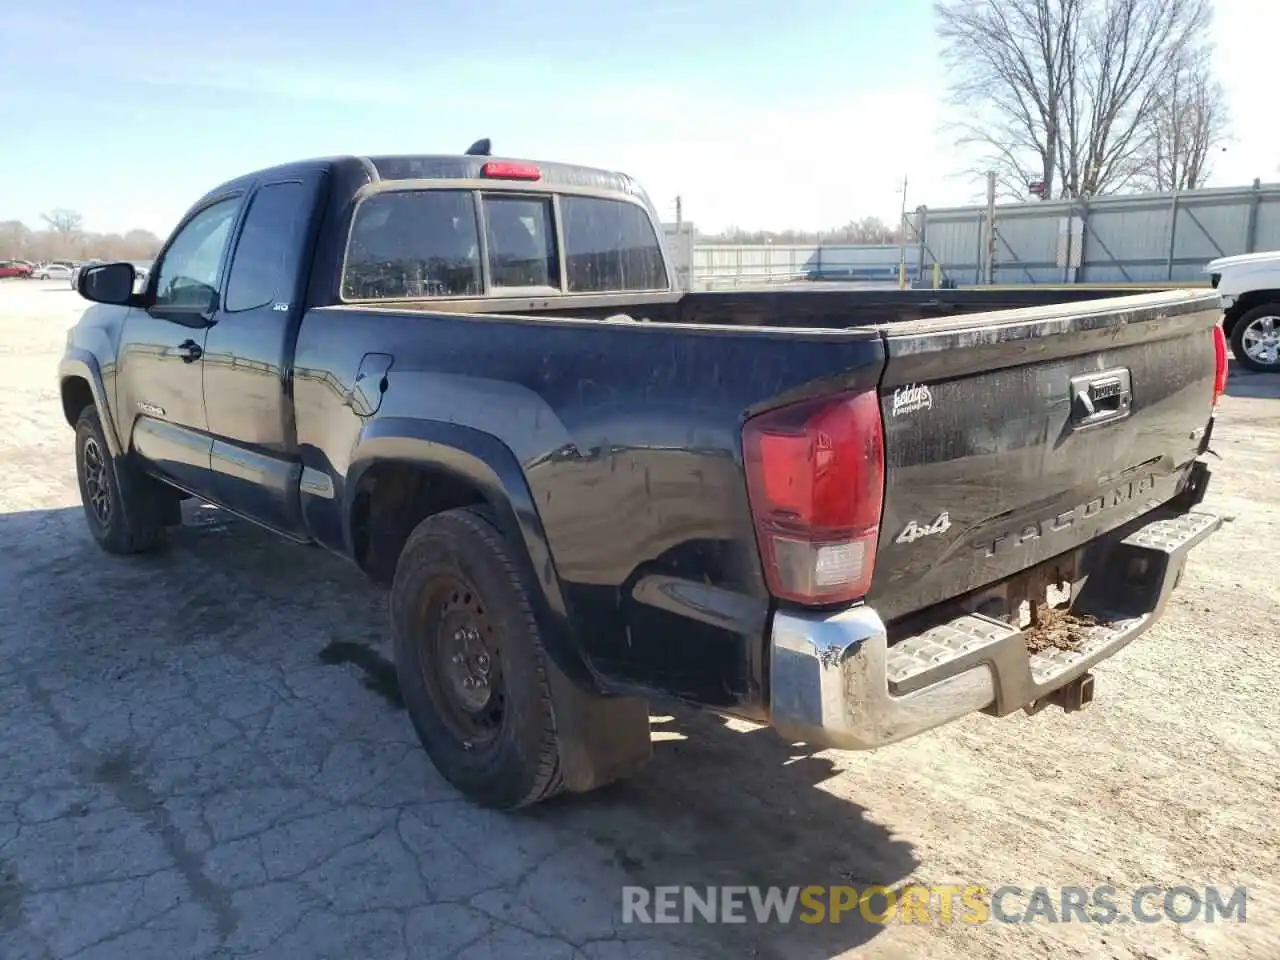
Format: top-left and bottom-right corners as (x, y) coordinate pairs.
(546, 662), (652, 794)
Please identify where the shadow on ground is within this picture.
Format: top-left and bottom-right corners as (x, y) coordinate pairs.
(0, 502), (917, 959)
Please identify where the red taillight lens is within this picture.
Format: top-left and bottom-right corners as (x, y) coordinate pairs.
(1212, 325), (1228, 407)
(481, 161), (541, 181)
(743, 390), (885, 605)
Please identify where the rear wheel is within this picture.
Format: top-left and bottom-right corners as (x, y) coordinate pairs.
(391, 507), (565, 809)
(1229, 303), (1280, 373)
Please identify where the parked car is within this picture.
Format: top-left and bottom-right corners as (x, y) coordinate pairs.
(69, 260), (103, 290)
(0, 260), (33, 278)
(130, 260), (152, 290)
(1207, 250), (1280, 372)
(34, 262), (75, 281)
(61, 149), (1225, 811)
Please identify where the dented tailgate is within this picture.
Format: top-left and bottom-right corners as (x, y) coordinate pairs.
(866, 291), (1221, 624)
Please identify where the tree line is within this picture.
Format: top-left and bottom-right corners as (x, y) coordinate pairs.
(697, 216), (907, 247)
(1, 209), (162, 263)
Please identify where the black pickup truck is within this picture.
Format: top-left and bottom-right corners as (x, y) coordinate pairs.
(60, 147), (1226, 810)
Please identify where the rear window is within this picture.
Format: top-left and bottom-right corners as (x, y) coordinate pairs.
(343, 190), (481, 300)
(482, 194), (557, 289)
(341, 188), (667, 300)
(561, 196), (667, 292)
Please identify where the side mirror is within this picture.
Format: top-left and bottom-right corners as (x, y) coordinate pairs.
(78, 262), (137, 305)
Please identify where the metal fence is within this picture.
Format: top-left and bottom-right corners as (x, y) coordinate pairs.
(679, 179), (1280, 288)
(913, 180), (1280, 285)
(689, 243), (921, 288)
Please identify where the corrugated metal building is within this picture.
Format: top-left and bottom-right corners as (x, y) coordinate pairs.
(677, 180), (1280, 288)
(911, 180), (1280, 285)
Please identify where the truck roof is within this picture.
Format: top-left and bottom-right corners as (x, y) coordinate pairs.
(197, 153), (649, 207)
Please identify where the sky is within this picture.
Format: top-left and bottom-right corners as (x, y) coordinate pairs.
(0, 0), (1275, 237)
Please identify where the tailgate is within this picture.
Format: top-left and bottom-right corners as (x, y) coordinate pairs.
(867, 291), (1221, 623)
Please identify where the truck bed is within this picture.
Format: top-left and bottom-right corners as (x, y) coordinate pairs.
(378, 283), (1196, 328)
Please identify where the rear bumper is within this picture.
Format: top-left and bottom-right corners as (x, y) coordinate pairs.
(768, 508), (1221, 751)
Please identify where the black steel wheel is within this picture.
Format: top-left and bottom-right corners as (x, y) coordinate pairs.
(420, 574), (506, 749)
(391, 507), (564, 810)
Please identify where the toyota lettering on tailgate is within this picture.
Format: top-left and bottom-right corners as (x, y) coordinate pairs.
(973, 474), (1158, 558)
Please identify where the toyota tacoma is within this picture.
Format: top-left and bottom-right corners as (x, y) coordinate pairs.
(60, 146), (1226, 809)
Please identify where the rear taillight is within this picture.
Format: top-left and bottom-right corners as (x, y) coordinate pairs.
(742, 390), (885, 606)
(1212, 325), (1228, 406)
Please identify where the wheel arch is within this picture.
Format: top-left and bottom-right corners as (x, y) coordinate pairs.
(344, 417), (598, 690)
(1223, 289), (1280, 337)
(59, 351), (123, 457)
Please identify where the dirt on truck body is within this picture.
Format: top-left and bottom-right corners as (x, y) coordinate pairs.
(60, 150), (1223, 814)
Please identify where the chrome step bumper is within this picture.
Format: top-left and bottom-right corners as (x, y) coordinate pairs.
(768, 510), (1221, 750)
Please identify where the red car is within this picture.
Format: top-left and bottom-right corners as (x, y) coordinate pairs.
(0, 260), (33, 278)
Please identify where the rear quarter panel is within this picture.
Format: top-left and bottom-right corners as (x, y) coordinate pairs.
(292, 306), (884, 711)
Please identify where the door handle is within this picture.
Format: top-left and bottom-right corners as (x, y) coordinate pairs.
(1069, 368), (1132, 429)
(177, 339), (203, 363)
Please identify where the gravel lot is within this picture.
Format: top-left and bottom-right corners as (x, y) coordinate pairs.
(1, 279), (1277, 960)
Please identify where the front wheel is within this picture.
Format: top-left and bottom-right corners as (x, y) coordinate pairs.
(1229, 304), (1280, 373)
(74, 407), (172, 554)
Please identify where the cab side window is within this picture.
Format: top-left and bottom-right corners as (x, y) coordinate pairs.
(342, 190), (482, 300)
(152, 198), (240, 312)
(225, 181), (311, 312)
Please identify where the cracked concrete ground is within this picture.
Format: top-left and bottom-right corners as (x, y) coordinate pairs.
(1, 280), (1278, 960)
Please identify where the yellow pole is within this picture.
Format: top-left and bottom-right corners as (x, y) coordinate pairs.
(898, 261), (907, 289)
(933, 262), (941, 289)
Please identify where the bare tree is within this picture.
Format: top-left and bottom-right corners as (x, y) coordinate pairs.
(937, 0), (1215, 200)
(2, 214), (161, 262)
(1140, 52), (1228, 191)
(40, 209), (85, 239)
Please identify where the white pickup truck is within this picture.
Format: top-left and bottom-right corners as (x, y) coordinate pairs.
(1207, 251), (1280, 372)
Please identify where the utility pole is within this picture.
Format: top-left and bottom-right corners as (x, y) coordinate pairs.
(898, 175), (909, 289)
(675, 195), (683, 229)
(984, 170), (997, 285)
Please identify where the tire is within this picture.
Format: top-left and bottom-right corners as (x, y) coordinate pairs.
(391, 507), (564, 810)
(1229, 303), (1280, 373)
(74, 406), (170, 554)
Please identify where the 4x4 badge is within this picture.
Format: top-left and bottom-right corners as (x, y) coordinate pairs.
(896, 512), (952, 544)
